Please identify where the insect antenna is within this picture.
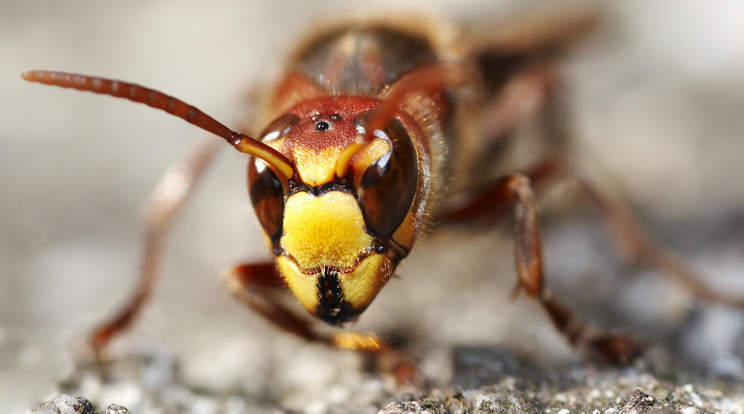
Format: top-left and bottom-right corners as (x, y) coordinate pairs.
(334, 62), (470, 178)
(21, 70), (295, 180)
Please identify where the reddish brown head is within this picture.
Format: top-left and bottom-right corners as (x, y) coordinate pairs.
(249, 94), (420, 324)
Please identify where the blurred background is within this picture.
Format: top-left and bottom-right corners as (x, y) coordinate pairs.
(2, 0), (744, 412)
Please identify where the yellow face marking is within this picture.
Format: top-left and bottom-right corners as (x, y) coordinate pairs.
(276, 256), (318, 312)
(349, 138), (390, 180)
(292, 146), (342, 186)
(338, 253), (389, 310)
(290, 137), (391, 187)
(281, 191), (372, 269)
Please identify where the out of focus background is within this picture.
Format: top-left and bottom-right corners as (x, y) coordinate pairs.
(2, 0), (744, 412)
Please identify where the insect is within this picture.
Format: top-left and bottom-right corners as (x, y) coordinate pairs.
(22, 10), (744, 368)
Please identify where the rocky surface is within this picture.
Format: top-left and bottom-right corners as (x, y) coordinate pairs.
(26, 342), (744, 413)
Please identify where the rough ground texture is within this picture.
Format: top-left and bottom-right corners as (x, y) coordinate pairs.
(26, 344), (744, 413)
(4, 0), (744, 413)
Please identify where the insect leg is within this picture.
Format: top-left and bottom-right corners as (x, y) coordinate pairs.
(463, 155), (744, 308)
(440, 157), (562, 224)
(225, 263), (392, 351)
(453, 172), (642, 364)
(471, 12), (741, 308)
(225, 262), (320, 342)
(227, 264), (419, 384)
(89, 138), (222, 353)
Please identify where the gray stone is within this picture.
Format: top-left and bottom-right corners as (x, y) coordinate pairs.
(29, 395), (129, 414)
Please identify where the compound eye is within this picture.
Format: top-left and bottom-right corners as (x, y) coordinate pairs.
(248, 159), (285, 240)
(357, 115), (418, 237)
(248, 114), (298, 240)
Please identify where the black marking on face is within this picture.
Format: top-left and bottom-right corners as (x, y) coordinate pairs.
(315, 267), (356, 325)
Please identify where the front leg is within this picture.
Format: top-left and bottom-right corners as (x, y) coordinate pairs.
(225, 262), (318, 342)
(226, 262), (390, 352)
(226, 262), (420, 384)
